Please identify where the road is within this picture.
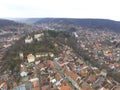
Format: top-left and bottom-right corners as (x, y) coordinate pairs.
(53, 58), (80, 90)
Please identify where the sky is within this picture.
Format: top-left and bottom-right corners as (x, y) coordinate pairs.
(0, 0), (120, 21)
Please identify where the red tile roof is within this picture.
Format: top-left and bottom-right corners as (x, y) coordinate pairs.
(39, 63), (45, 69)
(27, 54), (35, 59)
(81, 82), (93, 90)
(88, 74), (96, 83)
(60, 85), (72, 90)
(64, 69), (78, 81)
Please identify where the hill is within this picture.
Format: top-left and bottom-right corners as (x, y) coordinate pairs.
(34, 18), (120, 32)
(8, 18), (41, 24)
(1, 30), (74, 74)
(0, 19), (39, 33)
(0, 19), (24, 28)
(0, 19), (25, 32)
(23, 18), (41, 24)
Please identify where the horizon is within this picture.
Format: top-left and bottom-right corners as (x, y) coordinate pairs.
(3, 17), (120, 22)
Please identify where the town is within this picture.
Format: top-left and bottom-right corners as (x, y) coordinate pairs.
(0, 0), (120, 89)
(0, 28), (120, 90)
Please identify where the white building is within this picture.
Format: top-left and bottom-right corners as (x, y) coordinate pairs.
(25, 36), (33, 43)
(27, 54), (35, 63)
(34, 33), (44, 41)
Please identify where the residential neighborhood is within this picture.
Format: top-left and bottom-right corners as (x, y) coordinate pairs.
(0, 29), (120, 90)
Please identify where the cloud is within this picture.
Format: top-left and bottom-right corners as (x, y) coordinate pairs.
(0, 0), (120, 20)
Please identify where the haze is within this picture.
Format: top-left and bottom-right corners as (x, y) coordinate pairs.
(0, 0), (120, 21)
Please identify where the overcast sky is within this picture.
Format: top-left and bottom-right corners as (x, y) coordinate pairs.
(0, 0), (120, 21)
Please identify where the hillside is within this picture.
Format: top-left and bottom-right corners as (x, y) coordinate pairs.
(0, 19), (25, 32)
(0, 19), (24, 28)
(34, 18), (120, 32)
(8, 18), (40, 24)
(23, 18), (41, 24)
(0, 19), (40, 33)
(1, 30), (74, 73)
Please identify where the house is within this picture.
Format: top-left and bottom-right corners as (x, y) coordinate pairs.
(80, 69), (89, 76)
(20, 64), (28, 77)
(59, 80), (72, 90)
(87, 74), (97, 84)
(60, 85), (72, 90)
(29, 78), (49, 90)
(47, 60), (55, 69)
(25, 36), (33, 43)
(55, 73), (62, 81)
(76, 59), (84, 65)
(34, 33), (44, 41)
(19, 52), (24, 60)
(93, 76), (105, 89)
(29, 78), (40, 90)
(49, 52), (54, 58)
(39, 63), (46, 71)
(91, 67), (101, 75)
(57, 57), (70, 67)
(100, 69), (107, 77)
(63, 67), (80, 89)
(34, 33), (44, 39)
(99, 87), (109, 90)
(35, 53), (48, 58)
(50, 79), (56, 84)
(0, 82), (7, 90)
(81, 82), (93, 90)
(3, 44), (11, 48)
(27, 54), (35, 63)
(59, 62), (69, 67)
(74, 32), (79, 38)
